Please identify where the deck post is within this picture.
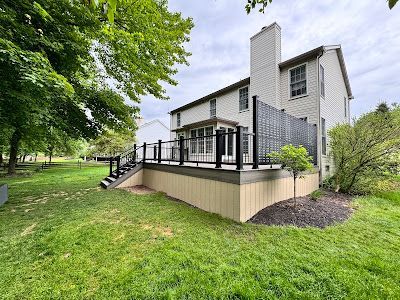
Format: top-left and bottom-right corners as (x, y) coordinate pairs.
(109, 157), (113, 176)
(143, 142), (146, 163)
(133, 144), (137, 163)
(215, 129), (223, 168)
(158, 140), (162, 163)
(179, 136), (184, 165)
(236, 126), (244, 170)
(116, 156), (120, 178)
(252, 95), (259, 169)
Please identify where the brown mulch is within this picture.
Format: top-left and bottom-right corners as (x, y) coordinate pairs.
(123, 185), (156, 195)
(249, 190), (354, 228)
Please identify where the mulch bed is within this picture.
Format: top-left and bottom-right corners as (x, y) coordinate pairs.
(249, 190), (354, 228)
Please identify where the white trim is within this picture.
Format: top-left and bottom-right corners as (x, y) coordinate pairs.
(238, 85), (250, 112)
(287, 62), (309, 100)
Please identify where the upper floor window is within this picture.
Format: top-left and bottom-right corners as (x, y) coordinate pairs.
(320, 65), (325, 98)
(321, 117), (327, 155)
(210, 99), (216, 118)
(239, 87), (249, 111)
(177, 112), (181, 127)
(290, 64), (307, 98)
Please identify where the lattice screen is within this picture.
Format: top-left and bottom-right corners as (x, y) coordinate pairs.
(257, 100), (318, 165)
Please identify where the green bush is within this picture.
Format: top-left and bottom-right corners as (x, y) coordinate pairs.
(310, 189), (324, 201)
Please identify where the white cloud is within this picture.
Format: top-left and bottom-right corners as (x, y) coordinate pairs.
(139, 0), (400, 125)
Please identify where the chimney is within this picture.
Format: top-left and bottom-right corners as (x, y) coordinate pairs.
(250, 22), (281, 108)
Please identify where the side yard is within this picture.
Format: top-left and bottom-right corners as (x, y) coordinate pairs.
(0, 166), (399, 299)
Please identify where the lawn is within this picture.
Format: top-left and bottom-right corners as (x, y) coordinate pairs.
(0, 166), (399, 299)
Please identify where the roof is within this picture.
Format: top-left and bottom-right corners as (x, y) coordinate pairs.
(171, 117), (238, 132)
(169, 77), (250, 114)
(139, 119), (169, 131)
(170, 46), (353, 114)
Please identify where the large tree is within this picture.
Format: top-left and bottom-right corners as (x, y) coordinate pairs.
(0, 0), (193, 174)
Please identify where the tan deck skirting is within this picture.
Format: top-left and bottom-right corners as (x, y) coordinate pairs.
(116, 163), (319, 222)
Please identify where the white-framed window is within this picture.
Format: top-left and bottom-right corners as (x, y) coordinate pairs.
(177, 112), (181, 127)
(239, 87), (249, 111)
(290, 64), (307, 98)
(190, 129), (197, 154)
(205, 126), (213, 154)
(227, 128), (234, 156)
(320, 65), (325, 98)
(198, 128), (205, 154)
(210, 99), (216, 118)
(344, 97), (347, 117)
(243, 127), (249, 154)
(321, 118), (327, 155)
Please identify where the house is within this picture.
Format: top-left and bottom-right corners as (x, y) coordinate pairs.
(135, 119), (170, 144)
(169, 22), (353, 179)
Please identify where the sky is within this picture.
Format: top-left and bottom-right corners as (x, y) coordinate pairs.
(138, 0), (400, 127)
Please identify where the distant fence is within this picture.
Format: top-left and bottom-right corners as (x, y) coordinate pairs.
(255, 97), (318, 165)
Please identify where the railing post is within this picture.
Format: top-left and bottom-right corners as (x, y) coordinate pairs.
(236, 126), (243, 170)
(153, 145), (157, 161)
(158, 139), (162, 163)
(133, 144), (137, 163)
(116, 156), (120, 178)
(109, 157), (113, 176)
(179, 136), (184, 165)
(252, 95), (259, 169)
(215, 129), (223, 168)
(143, 142), (146, 162)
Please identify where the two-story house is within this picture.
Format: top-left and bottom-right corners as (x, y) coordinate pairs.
(169, 22), (353, 178)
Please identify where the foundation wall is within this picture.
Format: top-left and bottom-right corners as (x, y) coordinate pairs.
(116, 164), (319, 222)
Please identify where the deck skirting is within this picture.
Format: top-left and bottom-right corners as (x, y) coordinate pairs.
(116, 163), (319, 222)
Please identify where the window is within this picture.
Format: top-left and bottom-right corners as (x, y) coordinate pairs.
(197, 128), (204, 154)
(205, 126), (213, 154)
(227, 128), (234, 155)
(320, 65), (325, 98)
(190, 129), (197, 154)
(325, 165), (330, 173)
(220, 127), (226, 155)
(210, 99), (216, 118)
(243, 127), (249, 154)
(239, 87), (249, 111)
(177, 112), (181, 127)
(344, 97), (347, 117)
(300, 117), (308, 122)
(321, 118), (327, 155)
(290, 64), (307, 98)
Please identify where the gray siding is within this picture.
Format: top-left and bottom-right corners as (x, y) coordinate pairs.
(319, 50), (350, 178)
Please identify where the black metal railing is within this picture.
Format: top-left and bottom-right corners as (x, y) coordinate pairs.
(107, 95), (318, 178)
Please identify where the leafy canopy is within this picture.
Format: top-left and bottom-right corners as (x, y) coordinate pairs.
(329, 103), (400, 194)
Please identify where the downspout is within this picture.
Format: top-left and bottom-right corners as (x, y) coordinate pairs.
(316, 49), (324, 184)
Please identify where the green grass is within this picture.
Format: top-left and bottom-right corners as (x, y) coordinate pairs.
(0, 167), (399, 299)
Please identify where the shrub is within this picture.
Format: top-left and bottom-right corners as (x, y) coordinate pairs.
(310, 189), (324, 201)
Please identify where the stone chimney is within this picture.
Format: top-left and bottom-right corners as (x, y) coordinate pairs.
(250, 22), (281, 108)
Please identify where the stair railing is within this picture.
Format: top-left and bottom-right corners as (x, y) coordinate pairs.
(109, 144), (144, 177)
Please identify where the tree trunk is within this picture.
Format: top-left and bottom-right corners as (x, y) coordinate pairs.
(49, 153), (52, 163)
(293, 177), (297, 209)
(0, 152), (3, 165)
(22, 154), (26, 163)
(34, 153), (37, 162)
(8, 130), (21, 175)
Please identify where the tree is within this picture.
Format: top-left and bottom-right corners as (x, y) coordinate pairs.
(269, 144), (314, 208)
(88, 130), (135, 157)
(245, 0), (398, 13)
(329, 103), (400, 193)
(0, 0), (193, 174)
